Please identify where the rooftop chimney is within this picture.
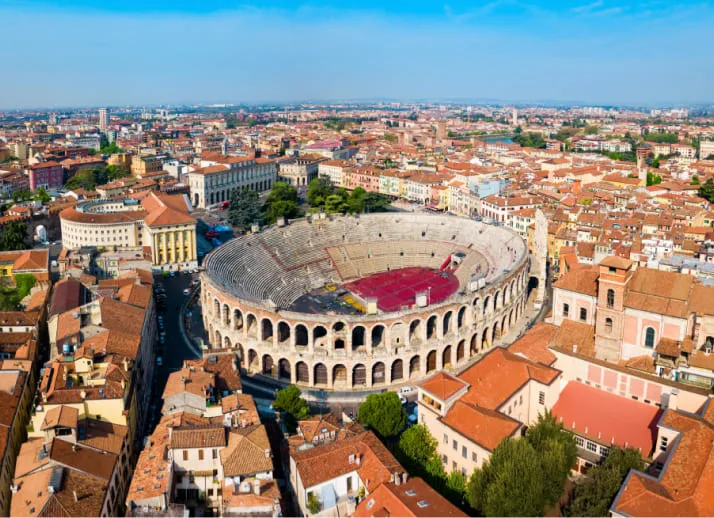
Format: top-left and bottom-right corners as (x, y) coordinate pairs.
(253, 479), (261, 496)
(73, 491), (78, 502)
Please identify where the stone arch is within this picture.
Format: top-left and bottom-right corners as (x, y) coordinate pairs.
(457, 340), (465, 362)
(492, 321), (501, 343)
(442, 311), (453, 336)
(472, 296), (480, 308)
(278, 359), (290, 381)
(502, 289), (507, 308)
(426, 315), (438, 341)
(471, 333), (479, 355)
(353, 364), (367, 387)
(333, 321), (347, 349)
(236, 343), (244, 362)
(214, 329), (222, 348)
(314, 363), (328, 385)
(313, 325), (328, 348)
(333, 364), (347, 387)
(483, 296), (490, 315)
(457, 306), (467, 329)
(233, 308), (243, 331)
(223, 336), (231, 349)
(261, 319), (274, 342)
(213, 298), (220, 317)
(391, 359), (404, 382)
(391, 322), (405, 346)
(352, 325), (366, 350)
(481, 327), (490, 350)
(409, 355), (421, 379)
(277, 321), (290, 344)
(248, 349), (258, 370)
(426, 350), (437, 373)
(295, 324), (309, 348)
(371, 325), (386, 348)
(509, 309), (514, 328)
(222, 304), (230, 326)
(501, 314), (508, 335)
(409, 319), (422, 344)
(296, 361), (309, 384)
(261, 354), (274, 376)
(494, 291), (500, 311)
(372, 362), (386, 385)
(246, 314), (258, 339)
(442, 345), (452, 369)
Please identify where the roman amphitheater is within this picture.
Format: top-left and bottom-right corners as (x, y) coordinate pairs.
(201, 212), (537, 390)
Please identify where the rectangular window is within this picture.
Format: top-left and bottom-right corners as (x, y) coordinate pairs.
(600, 446), (609, 457)
(183, 450), (188, 461)
(452, 461), (457, 471)
(579, 308), (587, 321)
(452, 440), (458, 451)
(443, 433), (448, 444)
(660, 436), (668, 452)
(575, 436), (585, 448)
(442, 455), (448, 464)
(472, 452), (477, 463)
(198, 450), (204, 460)
(462, 446), (467, 459)
(538, 391), (545, 405)
(586, 441), (598, 453)
(562, 303), (569, 317)
(212, 449), (218, 459)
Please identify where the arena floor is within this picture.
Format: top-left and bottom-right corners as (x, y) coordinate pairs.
(344, 267), (459, 312)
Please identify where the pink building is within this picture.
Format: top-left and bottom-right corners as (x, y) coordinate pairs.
(29, 161), (63, 190)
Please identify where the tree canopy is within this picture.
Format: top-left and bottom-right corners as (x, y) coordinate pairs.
(264, 181), (301, 224)
(644, 131), (678, 144)
(513, 132), (547, 149)
(273, 385), (310, 432)
(64, 165), (130, 191)
(308, 179), (391, 215)
(699, 178), (714, 202)
(565, 447), (643, 517)
(0, 221), (28, 251)
(227, 189), (263, 230)
(357, 391), (406, 439)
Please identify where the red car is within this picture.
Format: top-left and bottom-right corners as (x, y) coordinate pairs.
(205, 230), (218, 239)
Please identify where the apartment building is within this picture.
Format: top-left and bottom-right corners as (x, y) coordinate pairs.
(278, 155), (323, 188)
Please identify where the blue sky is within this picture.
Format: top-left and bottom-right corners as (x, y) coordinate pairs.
(0, 0), (712, 108)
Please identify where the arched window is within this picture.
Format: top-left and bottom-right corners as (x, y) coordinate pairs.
(644, 327), (656, 348)
(607, 289), (615, 308)
(605, 318), (613, 334)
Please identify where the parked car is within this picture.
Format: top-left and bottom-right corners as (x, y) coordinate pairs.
(183, 288), (191, 296)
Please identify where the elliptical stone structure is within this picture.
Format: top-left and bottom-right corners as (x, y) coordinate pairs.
(201, 213), (536, 390)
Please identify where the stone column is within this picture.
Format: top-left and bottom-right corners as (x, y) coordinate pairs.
(179, 228), (185, 264)
(161, 232), (168, 266)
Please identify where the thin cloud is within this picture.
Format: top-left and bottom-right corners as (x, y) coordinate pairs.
(571, 0), (604, 13)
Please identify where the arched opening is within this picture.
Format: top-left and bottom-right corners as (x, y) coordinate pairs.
(333, 364), (347, 387)
(371, 325), (385, 348)
(314, 363), (328, 385)
(261, 355), (273, 376)
(214, 329), (222, 349)
(352, 326), (366, 350)
(644, 327), (656, 348)
(372, 362), (386, 385)
(391, 359), (404, 382)
(501, 315), (508, 335)
(236, 344), (244, 363)
(607, 289), (615, 308)
(443, 311), (453, 336)
(494, 292), (500, 311)
(409, 320), (422, 344)
(248, 349), (258, 370)
(295, 324), (308, 348)
(502, 290), (507, 308)
(223, 336), (231, 349)
(457, 340), (465, 362)
(492, 322), (500, 343)
(481, 327), (490, 350)
(213, 299), (220, 317)
(233, 309), (243, 331)
(483, 296), (490, 315)
(442, 345), (452, 368)
(605, 317), (613, 334)
(472, 296), (480, 308)
(527, 276), (539, 297)
(261, 319), (274, 342)
(335, 338), (345, 350)
(278, 322), (290, 344)
(457, 307), (466, 329)
(426, 315), (438, 341)
(296, 362), (309, 383)
(426, 350), (437, 373)
(313, 326), (328, 347)
(246, 314), (258, 339)
(409, 356), (421, 379)
(278, 359), (291, 381)
(509, 309), (514, 328)
(391, 322), (405, 346)
(352, 364), (367, 387)
(222, 304), (230, 326)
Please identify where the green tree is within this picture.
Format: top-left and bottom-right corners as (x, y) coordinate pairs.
(265, 199), (300, 225)
(33, 187), (51, 204)
(266, 181), (298, 205)
(273, 385), (310, 432)
(692, 174), (700, 185)
(566, 447), (643, 517)
(466, 438), (545, 517)
(644, 132), (678, 144)
(357, 391), (406, 439)
(0, 221), (28, 251)
(12, 190), (32, 203)
(227, 189), (263, 230)
(384, 133), (398, 143)
(396, 425), (447, 493)
(646, 171), (662, 186)
(324, 194), (348, 214)
(584, 125), (599, 135)
(700, 178), (714, 202)
(444, 470), (467, 506)
(513, 132), (546, 149)
(307, 177), (333, 208)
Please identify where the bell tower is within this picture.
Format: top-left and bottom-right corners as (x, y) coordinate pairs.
(594, 256), (633, 362)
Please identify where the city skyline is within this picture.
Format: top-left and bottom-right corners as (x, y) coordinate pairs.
(1, 0), (713, 109)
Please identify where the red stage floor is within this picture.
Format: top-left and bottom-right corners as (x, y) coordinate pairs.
(345, 267), (459, 312)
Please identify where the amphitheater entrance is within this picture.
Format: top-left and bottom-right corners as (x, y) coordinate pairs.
(278, 322), (290, 344)
(233, 309), (243, 331)
(371, 325), (385, 349)
(296, 362), (309, 384)
(295, 325), (308, 348)
(262, 355), (274, 376)
(442, 346), (452, 369)
(262, 320), (273, 342)
(457, 307), (466, 329)
(278, 359), (291, 381)
(457, 340), (465, 362)
(352, 326), (366, 351)
(353, 364), (367, 387)
(333, 365), (347, 387)
(391, 359), (404, 382)
(426, 350), (437, 373)
(246, 315), (258, 339)
(314, 364), (328, 386)
(527, 276), (539, 297)
(409, 320), (422, 345)
(426, 316), (438, 341)
(409, 356), (420, 378)
(372, 362), (386, 385)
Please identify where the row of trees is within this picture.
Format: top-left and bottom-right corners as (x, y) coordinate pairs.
(308, 178), (390, 215)
(0, 221), (29, 251)
(513, 131), (547, 149)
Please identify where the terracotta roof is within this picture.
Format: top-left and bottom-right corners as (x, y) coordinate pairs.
(552, 320), (596, 357)
(600, 256), (632, 269)
(508, 322), (558, 366)
(170, 426), (226, 449)
(354, 477), (467, 517)
(553, 265), (600, 297)
(418, 371), (468, 401)
(41, 405), (79, 430)
(221, 424), (273, 477)
(552, 382), (661, 455)
(49, 437), (117, 480)
(441, 400), (520, 451)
